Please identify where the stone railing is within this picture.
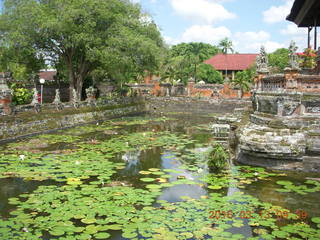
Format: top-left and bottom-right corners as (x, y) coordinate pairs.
(256, 70), (320, 93)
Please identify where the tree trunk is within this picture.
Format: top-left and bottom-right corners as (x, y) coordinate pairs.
(76, 76), (83, 101)
(68, 70), (76, 101)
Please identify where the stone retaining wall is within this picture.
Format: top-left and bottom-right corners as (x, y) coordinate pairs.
(0, 97), (146, 142)
(147, 97), (251, 115)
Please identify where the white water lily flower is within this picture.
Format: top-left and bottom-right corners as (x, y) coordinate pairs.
(75, 161), (81, 165)
(254, 172), (259, 176)
(19, 155), (25, 161)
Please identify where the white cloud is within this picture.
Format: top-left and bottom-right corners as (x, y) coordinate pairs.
(181, 25), (231, 43)
(233, 31), (285, 53)
(263, 0), (294, 24)
(169, 0), (236, 24)
(281, 23), (307, 51)
(281, 23), (305, 36)
(164, 25), (231, 45)
(164, 27), (285, 53)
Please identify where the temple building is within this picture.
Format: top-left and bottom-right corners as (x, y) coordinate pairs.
(205, 53), (258, 80)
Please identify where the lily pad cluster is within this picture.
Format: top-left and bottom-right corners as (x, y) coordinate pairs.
(276, 180), (320, 195)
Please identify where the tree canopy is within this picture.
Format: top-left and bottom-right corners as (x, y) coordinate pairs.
(161, 42), (220, 84)
(0, 0), (164, 98)
(268, 48), (289, 73)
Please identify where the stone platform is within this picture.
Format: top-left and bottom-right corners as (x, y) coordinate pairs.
(236, 72), (320, 172)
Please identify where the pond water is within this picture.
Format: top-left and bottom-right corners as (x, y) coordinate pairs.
(0, 113), (319, 240)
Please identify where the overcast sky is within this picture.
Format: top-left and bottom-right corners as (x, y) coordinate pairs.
(133, 0), (309, 53)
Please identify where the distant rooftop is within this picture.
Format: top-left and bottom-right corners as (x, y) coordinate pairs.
(205, 54), (258, 71)
(39, 70), (57, 81)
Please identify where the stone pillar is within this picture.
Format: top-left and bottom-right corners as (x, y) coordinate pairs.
(254, 73), (267, 91)
(277, 98), (284, 117)
(187, 78), (195, 97)
(0, 73), (13, 115)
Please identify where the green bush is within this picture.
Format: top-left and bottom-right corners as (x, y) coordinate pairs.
(208, 144), (228, 173)
(10, 84), (33, 105)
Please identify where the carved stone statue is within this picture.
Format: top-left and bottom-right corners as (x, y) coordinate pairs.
(0, 73), (13, 115)
(85, 86), (97, 102)
(31, 88), (39, 105)
(31, 88), (41, 112)
(256, 46), (269, 74)
(72, 88), (80, 108)
(53, 89), (61, 104)
(288, 41), (300, 70)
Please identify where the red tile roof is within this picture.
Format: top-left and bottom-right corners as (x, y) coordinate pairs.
(39, 71), (56, 81)
(205, 53), (258, 71)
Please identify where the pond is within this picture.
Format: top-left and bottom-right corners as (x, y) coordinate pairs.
(0, 113), (319, 240)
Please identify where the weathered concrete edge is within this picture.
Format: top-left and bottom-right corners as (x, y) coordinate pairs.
(0, 101), (146, 143)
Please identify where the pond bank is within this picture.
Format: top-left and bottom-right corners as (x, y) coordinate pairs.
(0, 97), (251, 143)
(0, 97), (146, 142)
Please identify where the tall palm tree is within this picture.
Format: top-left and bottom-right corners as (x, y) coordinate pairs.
(218, 38), (234, 81)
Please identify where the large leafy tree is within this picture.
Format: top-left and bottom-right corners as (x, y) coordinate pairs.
(0, 0), (164, 99)
(218, 37), (234, 80)
(162, 42), (219, 83)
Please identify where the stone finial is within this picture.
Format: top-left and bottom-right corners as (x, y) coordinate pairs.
(31, 88), (39, 105)
(256, 46), (269, 74)
(287, 41), (300, 71)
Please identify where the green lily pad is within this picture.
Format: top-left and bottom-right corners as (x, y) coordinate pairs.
(208, 185), (222, 190)
(95, 232), (111, 239)
(81, 218), (96, 224)
(311, 217), (320, 224)
(140, 178), (155, 182)
(49, 229), (65, 236)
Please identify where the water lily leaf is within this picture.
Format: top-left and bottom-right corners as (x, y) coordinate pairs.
(311, 217), (320, 224)
(140, 178), (155, 182)
(81, 218), (96, 224)
(148, 168), (160, 172)
(95, 232), (110, 239)
(146, 184), (162, 189)
(208, 185), (222, 190)
(276, 181), (293, 185)
(122, 231), (137, 238)
(139, 171), (151, 175)
(49, 229), (65, 236)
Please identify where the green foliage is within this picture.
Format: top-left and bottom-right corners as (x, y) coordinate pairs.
(208, 144), (228, 172)
(9, 83), (33, 105)
(196, 63), (223, 84)
(218, 37), (234, 55)
(233, 67), (255, 97)
(218, 37), (234, 79)
(161, 42), (219, 83)
(1, 0), (164, 97)
(268, 48), (289, 73)
(299, 48), (317, 69)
